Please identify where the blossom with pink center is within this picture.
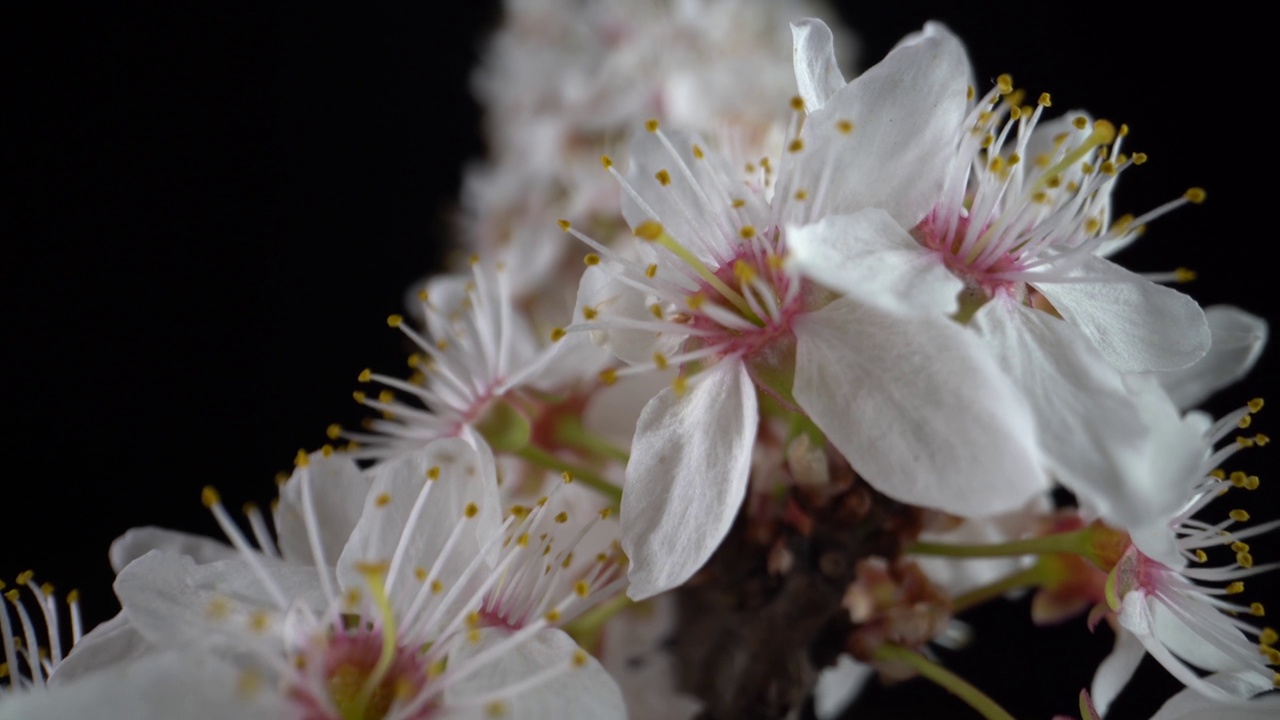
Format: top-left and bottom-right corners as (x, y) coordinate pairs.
(563, 18), (1049, 600)
(1088, 400), (1280, 715)
(6, 441), (626, 720)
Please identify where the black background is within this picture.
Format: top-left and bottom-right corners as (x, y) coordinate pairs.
(7, 2), (1276, 718)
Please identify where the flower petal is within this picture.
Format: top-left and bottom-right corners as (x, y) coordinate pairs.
(274, 450), (369, 565)
(1033, 255), (1210, 372)
(1152, 305), (1268, 409)
(785, 209), (962, 316)
(50, 612), (153, 686)
(447, 627), (626, 720)
(1151, 679), (1280, 719)
(110, 527), (238, 573)
(792, 299), (1046, 516)
(790, 19), (845, 112)
(970, 301), (1163, 529)
(338, 437), (504, 594)
(813, 654), (872, 720)
(790, 23), (969, 229)
(0, 651), (282, 720)
(622, 359), (757, 599)
(1090, 627), (1146, 718)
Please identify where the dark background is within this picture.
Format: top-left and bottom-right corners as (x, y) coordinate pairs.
(7, 2), (1275, 718)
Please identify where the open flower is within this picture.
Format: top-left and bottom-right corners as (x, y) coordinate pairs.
(563, 19), (1046, 600)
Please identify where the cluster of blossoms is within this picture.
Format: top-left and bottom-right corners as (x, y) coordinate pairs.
(5, 2), (1276, 719)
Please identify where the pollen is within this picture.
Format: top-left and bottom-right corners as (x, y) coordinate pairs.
(634, 220), (664, 240)
(375, 493), (392, 507)
(1251, 602), (1266, 617)
(1227, 581), (1246, 594)
(655, 169), (672, 186)
(788, 138), (804, 153)
(1194, 549), (1208, 563)
(1231, 509), (1251, 522)
(1132, 152), (1148, 165)
(598, 508), (612, 520)
(599, 368), (618, 386)
(574, 580), (590, 597)
(427, 466), (440, 480)
(1072, 116), (1089, 130)
(554, 511), (568, 524)
(545, 609), (561, 623)
(692, 144), (704, 159)
(653, 352), (669, 370)
(996, 74), (1014, 94)
(1239, 552), (1255, 569)
(556, 219), (571, 231)
(572, 650), (589, 668)
(644, 118), (659, 133)
(645, 263), (658, 279)
(583, 253), (601, 266)
(386, 314), (403, 328)
(464, 502), (479, 518)
(201, 485), (221, 508)
(549, 327), (566, 342)
(561, 471), (573, 484)
(431, 579), (444, 594)
(486, 701), (508, 718)
(600, 155), (613, 169)
(326, 423), (343, 440)
(1174, 267), (1198, 283)
(739, 225), (756, 239)
(1184, 187), (1207, 204)
(1250, 398), (1266, 413)
(1263, 628), (1279, 646)
(790, 95), (805, 111)
(1037, 92), (1051, 107)
(794, 189), (808, 201)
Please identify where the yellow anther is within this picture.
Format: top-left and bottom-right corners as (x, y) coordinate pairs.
(549, 327), (567, 342)
(744, 163), (756, 173)
(67, 589), (80, 604)
(554, 511), (568, 524)
(634, 220), (664, 240)
(1008, 152), (1021, 166)
(556, 219), (571, 231)
(1032, 191), (1049, 204)
(1233, 541), (1251, 553)
(1009, 106), (1022, 121)
(326, 423), (343, 440)
(377, 389), (395, 404)
(601, 155), (614, 169)
(375, 493), (391, 508)
(733, 260), (756, 284)
(427, 466), (440, 480)
(572, 650), (588, 668)
(1263, 628), (1279, 646)
(655, 169), (672, 186)
(1231, 471), (1249, 487)
(599, 368), (618, 386)
(644, 118), (659, 133)
(464, 502), (479, 518)
(1251, 602), (1266, 617)
(731, 198), (746, 208)
(649, 303), (663, 319)
(1238, 436), (1256, 448)
(466, 611), (482, 629)
(1263, 646), (1280, 665)
(794, 189), (809, 201)
(1239, 552), (1255, 568)
(545, 609), (561, 623)
(1227, 582), (1246, 595)
(583, 253), (601, 266)
(739, 225), (756, 240)
(486, 700), (507, 718)
(14, 571), (32, 587)
(1240, 415), (1254, 429)
(1072, 116), (1089, 130)
(357, 368), (373, 383)
(386, 314), (403, 328)
(561, 471), (573, 484)
(205, 595), (231, 619)
(248, 611), (270, 634)
(790, 95), (805, 111)
(672, 375), (688, 396)
(685, 293), (705, 310)
(981, 133), (994, 149)
(1194, 549), (1208, 563)
(414, 567), (427, 581)
(1036, 92), (1051, 107)
(645, 263), (658, 279)
(988, 156), (1004, 173)
(516, 533), (529, 548)
(1084, 218), (1102, 235)
(1173, 267), (1197, 283)
(599, 508), (613, 520)
(1231, 509), (1251, 522)
(1131, 152), (1148, 165)
(1100, 160), (1117, 175)
(1184, 187), (1207, 204)
(1250, 398), (1266, 413)
(3, 590), (17, 603)
(652, 352), (668, 370)
(788, 138), (804, 153)
(294, 448), (311, 467)
(1245, 476), (1261, 490)
(1257, 433), (1271, 446)
(574, 580), (590, 597)
(430, 580), (444, 594)
(202, 486), (221, 508)
(996, 74), (1013, 94)
(692, 144), (704, 159)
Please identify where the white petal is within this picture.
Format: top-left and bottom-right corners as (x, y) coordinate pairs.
(573, 264), (683, 366)
(1153, 305), (1268, 409)
(1090, 627), (1146, 718)
(338, 437), (504, 594)
(50, 613), (154, 686)
(447, 627), (626, 720)
(110, 527), (237, 573)
(793, 299), (1046, 516)
(813, 654), (872, 720)
(1151, 598), (1251, 673)
(790, 19), (845, 112)
(1033, 255), (1210, 372)
(622, 359), (757, 599)
(1151, 679), (1280, 719)
(785, 209), (962, 316)
(274, 450), (369, 565)
(971, 301), (1166, 529)
(791, 23), (969, 228)
(598, 595), (702, 720)
(0, 651), (282, 720)
(113, 550), (326, 650)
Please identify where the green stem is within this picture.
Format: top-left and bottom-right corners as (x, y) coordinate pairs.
(514, 445), (622, 508)
(951, 563), (1046, 614)
(874, 644), (1018, 720)
(908, 529), (1090, 560)
(554, 415), (630, 464)
(566, 593), (633, 652)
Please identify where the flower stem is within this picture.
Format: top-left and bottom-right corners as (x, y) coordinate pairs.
(908, 529), (1090, 560)
(566, 593), (633, 652)
(951, 563), (1046, 614)
(554, 415), (630, 464)
(874, 644), (1018, 720)
(514, 444), (623, 508)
